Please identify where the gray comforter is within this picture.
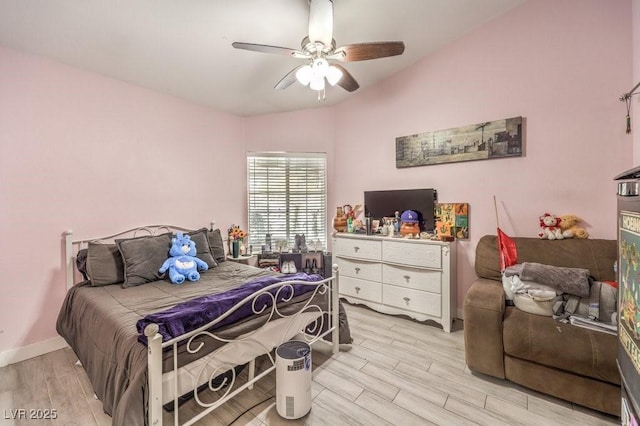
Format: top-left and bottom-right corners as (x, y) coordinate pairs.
(56, 262), (342, 426)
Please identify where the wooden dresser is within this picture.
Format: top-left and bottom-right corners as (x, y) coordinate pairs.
(332, 233), (456, 332)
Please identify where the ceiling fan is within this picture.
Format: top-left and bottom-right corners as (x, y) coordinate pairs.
(232, 0), (405, 99)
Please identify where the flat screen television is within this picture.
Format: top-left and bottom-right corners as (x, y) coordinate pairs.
(364, 188), (437, 232)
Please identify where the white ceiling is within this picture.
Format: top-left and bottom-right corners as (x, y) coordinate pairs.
(0, 0), (526, 116)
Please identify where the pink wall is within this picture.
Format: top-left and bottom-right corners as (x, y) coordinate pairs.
(634, 0), (640, 162)
(331, 0), (632, 310)
(0, 0), (635, 356)
(0, 45), (244, 353)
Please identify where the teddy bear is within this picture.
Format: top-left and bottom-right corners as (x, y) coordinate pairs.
(159, 232), (209, 284)
(559, 214), (589, 239)
(538, 213), (564, 240)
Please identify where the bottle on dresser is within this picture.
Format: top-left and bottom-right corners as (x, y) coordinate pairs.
(393, 211), (401, 236)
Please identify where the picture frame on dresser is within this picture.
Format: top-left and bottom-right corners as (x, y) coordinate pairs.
(332, 233), (456, 332)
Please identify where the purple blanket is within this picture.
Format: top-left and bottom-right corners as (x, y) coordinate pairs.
(136, 273), (323, 345)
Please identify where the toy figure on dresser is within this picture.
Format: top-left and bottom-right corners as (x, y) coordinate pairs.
(333, 206), (347, 232)
(400, 210), (420, 237)
(345, 204), (364, 232)
(333, 204), (363, 233)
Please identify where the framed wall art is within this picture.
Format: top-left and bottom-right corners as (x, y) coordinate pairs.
(435, 203), (469, 239)
(396, 116), (523, 168)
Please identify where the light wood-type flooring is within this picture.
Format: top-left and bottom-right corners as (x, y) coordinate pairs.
(0, 303), (620, 425)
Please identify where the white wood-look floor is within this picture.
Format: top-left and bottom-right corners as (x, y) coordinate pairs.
(0, 303), (620, 426)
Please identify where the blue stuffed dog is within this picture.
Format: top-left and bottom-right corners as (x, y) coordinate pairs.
(159, 232), (208, 284)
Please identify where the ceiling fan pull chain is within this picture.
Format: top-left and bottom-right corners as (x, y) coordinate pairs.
(317, 87), (326, 102)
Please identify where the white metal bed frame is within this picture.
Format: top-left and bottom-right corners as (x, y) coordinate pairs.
(63, 223), (340, 426)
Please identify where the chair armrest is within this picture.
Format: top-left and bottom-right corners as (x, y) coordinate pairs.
(463, 278), (506, 379)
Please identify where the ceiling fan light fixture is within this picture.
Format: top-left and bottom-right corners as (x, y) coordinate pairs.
(326, 65), (343, 86)
(295, 58), (339, 91)
(310, 74), (325, 91)
(295, 65), (313, 86)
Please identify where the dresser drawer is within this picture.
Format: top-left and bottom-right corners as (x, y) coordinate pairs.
(340, 276), (382, 303)
(335, 258), (381, 281)
(334, 237), (382, 260)
(382, 241), (442, 269)
(382, 264), (441, 293)
(382, 285), (441, 316)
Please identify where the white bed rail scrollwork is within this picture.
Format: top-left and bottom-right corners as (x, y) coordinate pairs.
(145, 270), (340, 426)
(63, 223), (340, 426)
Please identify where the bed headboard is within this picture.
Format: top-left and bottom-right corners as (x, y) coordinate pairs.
(63, 222), (219, 290)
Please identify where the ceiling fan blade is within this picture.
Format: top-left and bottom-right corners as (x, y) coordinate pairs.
(274, 65), (305, 90)
(232, 42), (302, 57)
(335, 41), (405, 62)
(308, 0), (333, 47)
(332, 64), (359, 92)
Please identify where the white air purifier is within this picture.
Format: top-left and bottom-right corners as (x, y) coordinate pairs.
(275, 340), (312, 419)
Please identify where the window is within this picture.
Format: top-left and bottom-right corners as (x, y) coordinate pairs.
(247, 152), (327, 251)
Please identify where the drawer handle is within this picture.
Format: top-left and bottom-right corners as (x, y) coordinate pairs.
(403, 275), (410, 283)
(353, 246), (360, 252)
(403, 296), (410, 306)
(355, 286), (361, 294)
(355, 267), (361, 274)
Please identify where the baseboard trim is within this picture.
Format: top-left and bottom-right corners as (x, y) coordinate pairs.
(0, 336), (68, 368)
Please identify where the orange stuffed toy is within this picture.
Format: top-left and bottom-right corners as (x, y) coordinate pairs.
(559, 214), (589, 239)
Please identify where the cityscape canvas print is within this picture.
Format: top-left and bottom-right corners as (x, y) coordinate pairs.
(395, 116), (523, 168)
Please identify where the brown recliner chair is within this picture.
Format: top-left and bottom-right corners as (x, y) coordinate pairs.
(463, 235), (620, 416)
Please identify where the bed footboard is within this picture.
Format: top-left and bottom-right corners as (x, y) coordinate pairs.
(145, 267), (340, 426)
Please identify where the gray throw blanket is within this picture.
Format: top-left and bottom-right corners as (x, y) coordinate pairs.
(504, 262), (591, 298)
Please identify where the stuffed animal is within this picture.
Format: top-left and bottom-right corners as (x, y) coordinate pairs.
(159, 232), (208, 284)
(559, 214), (589, 239)
(538, 213), (564, 240)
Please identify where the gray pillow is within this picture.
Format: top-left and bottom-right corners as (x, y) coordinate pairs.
(186, 228), (218, 268)
(207, 229), (226, 262)
(76, 248), (89, 281)
(116, 233), (171, 288)
(86, 242), (125, 286)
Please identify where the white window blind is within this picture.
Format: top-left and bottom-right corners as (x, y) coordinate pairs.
(247, 152), (327, 250)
